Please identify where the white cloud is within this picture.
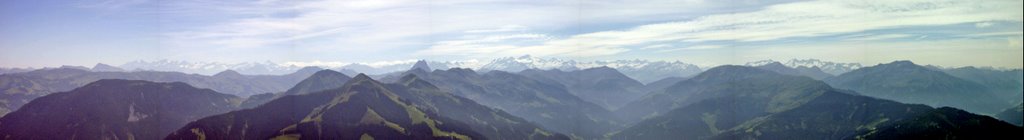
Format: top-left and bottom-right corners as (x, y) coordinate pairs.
(657, 45), (725, 52)
(465, 25), (529, 33)
(844, 34), (916, 41)
(282, 61), (350, 68)
(418, 0), (1022, 58)
(975, 22), (995, 28)
(642, 44), (673, 49)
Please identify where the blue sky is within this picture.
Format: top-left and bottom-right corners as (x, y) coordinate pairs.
(1, 0), (1021, 68)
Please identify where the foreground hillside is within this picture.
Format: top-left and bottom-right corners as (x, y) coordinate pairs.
(0, 79), (240, 139)
(611, 66), (1022, 139)
(169, 74), (568, 140)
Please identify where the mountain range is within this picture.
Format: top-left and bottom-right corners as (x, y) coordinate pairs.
(825, 61), (1011, 114)
(745, 59), (864, 75)
(519, 67), (646, 110)
(0, 59), (1019, 140)
(0, 66), (321, 116)
(481, 55), (704, 83)
(397, 68), (623, 139)
(0, 79), (240, 139)
(169, 74), (570, 139)
(611, 65), (1021, 139)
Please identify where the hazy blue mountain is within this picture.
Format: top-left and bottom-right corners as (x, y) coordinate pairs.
(408, 68), (623, 139)
(641, 77), (689, 94)
(384, 74), (569, 139)
(995, 103), (1023, 126)
(239, 70), (353, 108)
(0, 67), (35, 75)
(611, 66), (1021, 139)
(91, 63), (125, 72)
(0, 79), (240, 140)
(616, 65), (829, 124)
(747, 59), (863, 75)
(336, 68), (361, 76)
(825, 61), (1010, 114)
(519, 67), (645, 110)
(480, 55), (703, 83)
(282, 70), (353, 95)
(411, 60), (432, 72)
(336, 60), (475, 75)
(753, 62), (833, 80)
(942, 67), (1024, 104)
(167, 74), (484, 140)
(0, 67), (321, 116)
(120, 60), (315, 75)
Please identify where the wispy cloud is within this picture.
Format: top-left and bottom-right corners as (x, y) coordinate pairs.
(418, 0), (1022, 58)
(657, 45), (725, 53)
(844, 34), (916, 41)
(465, 25), (529, 33)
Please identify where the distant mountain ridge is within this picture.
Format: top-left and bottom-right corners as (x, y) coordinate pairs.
(0, 66), (322, 116)
(168, 74), (565, 139)
(611, 65), (1022, 139)
(481, 55), (703, 83)
(0, 79), (240, 140)
(519, 67), (646, 110)
(111, 56), (704, 83)
(403, 68), (623, 139)
(746, 59), (863, 75)
(825, 61), (1011, 114)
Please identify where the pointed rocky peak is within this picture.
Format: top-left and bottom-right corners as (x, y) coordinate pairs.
(405, 66), (430, 77)
(411, 60), (431, 72)
(91, 63), (125, 72)
(213, 70), (243, 77)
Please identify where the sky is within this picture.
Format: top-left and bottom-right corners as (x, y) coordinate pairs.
(1, 0), (1022, 68)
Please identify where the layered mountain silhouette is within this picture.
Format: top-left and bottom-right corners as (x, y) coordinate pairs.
(641, 77), (688, 93)
(167, 74), (484, 139)
(754, 62), (833, 80)
(171, 73), (565, 138)
(611, 66), (1021, 139)
(519, 67), (646, 110)
(91, 63), (125, 72)
(411, 60), (432, 72)
(942, 67), (1024, 104)
(405, 68), (623, 139)
(239, 69), (353, 108)
(0, 67), (321, 116)
(0, 79), (240, 140)
(996, 103), (1023, 126)
(825, 61), (1010, 114)
(616, 65), (838, 124)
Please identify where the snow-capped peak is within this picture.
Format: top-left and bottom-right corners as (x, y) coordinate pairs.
(745, 59), (862, 75)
